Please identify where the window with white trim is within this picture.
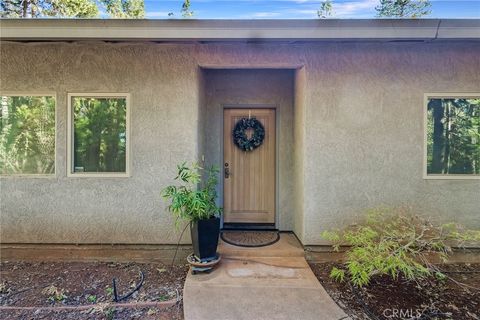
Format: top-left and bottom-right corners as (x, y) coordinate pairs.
(425, 94), (479, 178)
(68, 94), (130, 177)
(0, 94), (55, 175)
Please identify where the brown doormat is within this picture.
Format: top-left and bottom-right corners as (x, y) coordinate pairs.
(220, 230), (280, 247)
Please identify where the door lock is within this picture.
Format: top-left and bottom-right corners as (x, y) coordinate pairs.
(224, 163), (230, 179)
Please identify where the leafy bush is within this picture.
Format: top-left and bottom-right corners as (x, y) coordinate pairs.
(322, 208), (480, 287)
(162, 162), (222, 224)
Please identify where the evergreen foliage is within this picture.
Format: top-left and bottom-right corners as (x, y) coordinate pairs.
(317, 0), (333, 18)
(427, 98), (480, 175)
(180, 0), (193, 18)
(72, 97), (127, 173)
(0, 0), (144, 18)
(0, 96), (55, 174)
(100, 0), (144, 18)
(375, 0), (431, 18)
(0, 0), (98, 17)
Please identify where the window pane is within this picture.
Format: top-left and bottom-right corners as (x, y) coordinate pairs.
(72, 97), (127, 173)
(427, 97), (480, 175)
(0, 96), (55, 175)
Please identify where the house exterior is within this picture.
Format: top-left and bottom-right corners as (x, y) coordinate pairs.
(0, 19), (479, 251)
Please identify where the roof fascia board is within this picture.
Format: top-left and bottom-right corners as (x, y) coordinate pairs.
(0, 19), (479, 41)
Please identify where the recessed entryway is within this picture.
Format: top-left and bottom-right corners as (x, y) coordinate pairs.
(199, 68), (297, 231)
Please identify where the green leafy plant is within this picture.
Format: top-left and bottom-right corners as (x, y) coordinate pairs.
(105, 286), (114, 297)
(104, 307), (116, 320)
(162, 162), (222, 224)
(322, 208), (480, 287)
(86, 294), (97, 303)
(157, 294), (170, 301)
(43, 285), (68, 303)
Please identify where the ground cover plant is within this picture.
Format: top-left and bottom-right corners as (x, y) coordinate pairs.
(322, 208), (480, 287)
(316, 207), (480, 319)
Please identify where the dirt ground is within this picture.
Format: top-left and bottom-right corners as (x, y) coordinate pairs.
(2, 260), (479, 320)
(0, 261), (189, 320)
(310, 262), (480, 320)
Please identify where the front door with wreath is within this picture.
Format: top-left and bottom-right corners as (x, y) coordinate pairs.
(223, 108), (276, 225)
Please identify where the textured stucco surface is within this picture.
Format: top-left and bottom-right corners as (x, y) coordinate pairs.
(293, 68), (306, 241)
(1, 41), (479, 245)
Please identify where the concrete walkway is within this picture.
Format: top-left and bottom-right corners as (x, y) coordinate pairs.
(183, 233), (348, 320)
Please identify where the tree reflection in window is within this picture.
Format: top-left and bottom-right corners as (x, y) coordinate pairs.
(427, 97), (480, 175)
(73, 97), (127, 173)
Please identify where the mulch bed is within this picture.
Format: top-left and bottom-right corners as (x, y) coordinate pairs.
(310, 262), (480, 320)
(3, 260), (479, 319)
(0, 261), (189, 320)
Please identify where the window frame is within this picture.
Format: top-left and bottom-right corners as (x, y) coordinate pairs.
(423, 93), (480, 180)
(67, 93), (131, 178)
(0, 92), (57, 178)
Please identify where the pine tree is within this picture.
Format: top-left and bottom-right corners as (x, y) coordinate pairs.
(0, 0), (99, 18)
(375, 0), (431, 18)
(99, 0), (144, 18)
(317, 0), (333, 19)
(0, 0), (145, 18)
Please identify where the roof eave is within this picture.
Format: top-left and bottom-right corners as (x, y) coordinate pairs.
(1, 19), (479, 42)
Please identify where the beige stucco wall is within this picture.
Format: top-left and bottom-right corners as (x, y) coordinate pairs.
(1, 41), (479, 245)
(0, 42), (202, 244)
(293, 68), (306, 242)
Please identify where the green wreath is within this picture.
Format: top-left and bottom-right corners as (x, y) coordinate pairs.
(233, 117), (265, 151)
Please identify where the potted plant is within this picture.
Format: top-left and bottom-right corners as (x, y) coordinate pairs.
(162, 162), (222, 261)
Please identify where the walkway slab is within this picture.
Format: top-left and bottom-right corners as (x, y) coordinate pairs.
(183, 233), (348, 320)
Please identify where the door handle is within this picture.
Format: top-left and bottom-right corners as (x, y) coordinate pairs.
(224, 163), (230, 179)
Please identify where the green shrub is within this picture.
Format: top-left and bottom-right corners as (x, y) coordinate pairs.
(322, 208), (480, 287)
(162, 162), (222, 224)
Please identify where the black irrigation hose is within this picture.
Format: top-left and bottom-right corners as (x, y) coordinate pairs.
(5, 284), (58, 299)
(112, 270), (145, 303)
(5, 287), (34, 298)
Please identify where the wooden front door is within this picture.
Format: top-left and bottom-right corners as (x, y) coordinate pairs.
(223, 108), (276, 224)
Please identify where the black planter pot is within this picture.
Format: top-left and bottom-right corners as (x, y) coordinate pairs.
(190, 216), (220, 261)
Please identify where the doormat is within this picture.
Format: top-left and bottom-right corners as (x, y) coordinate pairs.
(221, 231), (280, 248)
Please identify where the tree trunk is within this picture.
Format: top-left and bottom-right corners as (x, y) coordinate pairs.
(443, 101), (451, 173)
(22, 0), (28, 17)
